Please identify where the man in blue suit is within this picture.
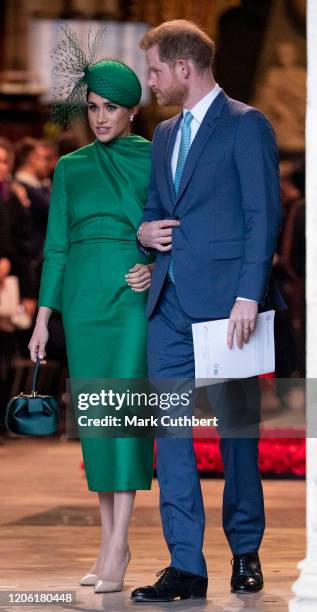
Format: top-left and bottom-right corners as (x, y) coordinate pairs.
(131, 20), (284, 603)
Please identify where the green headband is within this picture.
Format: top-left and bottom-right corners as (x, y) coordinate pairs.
(84, 60), (142, 108)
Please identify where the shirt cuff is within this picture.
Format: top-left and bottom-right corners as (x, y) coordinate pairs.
(236, 297), (257, 303)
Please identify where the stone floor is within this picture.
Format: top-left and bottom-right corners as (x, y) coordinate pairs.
(0, 437), (305, 611)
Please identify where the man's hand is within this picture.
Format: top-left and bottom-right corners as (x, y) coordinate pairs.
(139, 220), (180, 251)
(227, 300), (258, 349)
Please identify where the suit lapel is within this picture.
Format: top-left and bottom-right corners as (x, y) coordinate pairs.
(174, 90), (227, 207)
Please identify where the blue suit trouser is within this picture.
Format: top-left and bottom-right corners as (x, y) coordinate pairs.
(148, 279), (265, 578)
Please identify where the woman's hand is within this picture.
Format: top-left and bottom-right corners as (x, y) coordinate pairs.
(28, 307), (52, 362)
(125, 263), (154, 292)
(28, 322), (49, 362)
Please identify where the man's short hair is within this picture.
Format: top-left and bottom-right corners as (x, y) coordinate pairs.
(139, 20), (215, 72)
(14, 137), (40, 171)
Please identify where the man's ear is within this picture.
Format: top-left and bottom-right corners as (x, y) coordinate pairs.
(175, 58), (191, 80)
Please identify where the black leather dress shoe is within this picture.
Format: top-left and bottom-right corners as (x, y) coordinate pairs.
(231, 552), (264, 593)
(131, 567), (208, 602)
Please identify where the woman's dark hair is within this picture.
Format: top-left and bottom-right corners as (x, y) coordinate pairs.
(86, 89), (134, 110)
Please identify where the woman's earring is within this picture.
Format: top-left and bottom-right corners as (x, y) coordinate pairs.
(130, 115), (134, 122)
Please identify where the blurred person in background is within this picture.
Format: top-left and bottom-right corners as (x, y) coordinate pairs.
(40, 140), (59, 182)
(1, 137), (67, 409)
(0, 137), (36, 434)
(14, 137), (52, 292)
(0, 137), (36, 309)
(0, 185), (12, 439)
(0, 138), (13, 271)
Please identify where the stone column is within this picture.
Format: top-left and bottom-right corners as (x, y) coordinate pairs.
(289, 0), (317, 609)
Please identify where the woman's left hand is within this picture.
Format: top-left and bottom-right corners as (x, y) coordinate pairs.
(125, 263), (153, 292)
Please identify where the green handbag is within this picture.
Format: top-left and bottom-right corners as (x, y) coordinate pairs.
(5, 359), (59, 436)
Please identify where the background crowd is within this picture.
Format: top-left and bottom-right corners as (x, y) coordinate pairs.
(0, 135), (71, 435)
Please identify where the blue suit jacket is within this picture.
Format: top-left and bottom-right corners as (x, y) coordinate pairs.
(139, 90), (285, 319)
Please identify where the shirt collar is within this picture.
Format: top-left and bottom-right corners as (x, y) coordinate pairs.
(183, 84), (221, 125)
(15, 170), (44, 189)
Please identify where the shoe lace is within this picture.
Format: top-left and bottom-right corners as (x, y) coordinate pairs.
(156, 567), (170, 579)
(155, 567), (181, 583)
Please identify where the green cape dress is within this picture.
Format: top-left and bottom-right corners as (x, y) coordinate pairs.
(39, 135), (154, 491)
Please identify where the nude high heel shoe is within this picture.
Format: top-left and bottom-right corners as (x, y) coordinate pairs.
(79, 573), (97, 586)
(94, 548), (131, 593)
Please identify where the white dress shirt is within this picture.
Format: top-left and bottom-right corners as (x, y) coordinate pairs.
(171, 84), (255, 303)
(171, 84), (221, 179)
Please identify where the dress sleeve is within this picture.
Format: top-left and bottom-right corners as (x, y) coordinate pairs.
(38, 159), (69, 312)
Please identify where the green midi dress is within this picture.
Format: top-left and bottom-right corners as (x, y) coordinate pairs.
(38, 135), (154, 491)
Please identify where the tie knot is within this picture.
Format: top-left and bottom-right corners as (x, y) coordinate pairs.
(183, 111), (193, 127)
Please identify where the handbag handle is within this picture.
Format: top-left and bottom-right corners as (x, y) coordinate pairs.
(31, 358), (41, 393)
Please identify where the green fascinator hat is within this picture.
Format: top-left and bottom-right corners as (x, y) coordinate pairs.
(51, 25), (142, 127)
(84, 60), (141, 107)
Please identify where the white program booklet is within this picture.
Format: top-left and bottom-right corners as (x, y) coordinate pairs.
(192, 310), (275, 383)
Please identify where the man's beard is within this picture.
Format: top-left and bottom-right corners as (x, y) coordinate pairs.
(155, 81), (188, 106)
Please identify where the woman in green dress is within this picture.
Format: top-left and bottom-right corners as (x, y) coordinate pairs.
(28, 56), (154, 593)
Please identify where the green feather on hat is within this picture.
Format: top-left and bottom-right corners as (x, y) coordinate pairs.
(51, 25), (142, 127)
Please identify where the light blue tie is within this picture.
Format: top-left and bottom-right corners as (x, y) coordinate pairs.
(168, 111), (193, 283)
